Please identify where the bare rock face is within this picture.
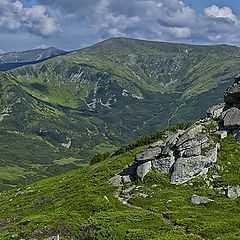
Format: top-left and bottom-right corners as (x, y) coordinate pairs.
(171, 144), (218, 185)
(191, 195), (213, 205)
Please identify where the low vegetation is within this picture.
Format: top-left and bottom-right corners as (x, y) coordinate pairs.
(1, 129), (240, 239)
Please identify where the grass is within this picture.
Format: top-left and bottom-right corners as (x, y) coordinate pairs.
(1, 128), (240, 239)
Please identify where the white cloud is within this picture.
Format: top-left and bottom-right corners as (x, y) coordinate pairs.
(204, 5), (237, 22)
(0, 0), (61, 37)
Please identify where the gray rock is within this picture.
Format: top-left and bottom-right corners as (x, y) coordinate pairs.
(176, 124), (203, 147)
(178, 135), (208, 151)
(171, 145), (218, 185)
(207, 103), (225, 119)
(226, 185), (240, 199)
(122, 175), (132, 184)
(180, 146), (201, 157)
(135, 147), (161, 162)
(153, 155), (175, 173)
(222, 107), (240, 130)
(136, 161), (152, 181)
(162, 132), (179, 156)
(191, 195), (213, 205)
(108, 175), (122, 186)
(215, 131), (228, 140)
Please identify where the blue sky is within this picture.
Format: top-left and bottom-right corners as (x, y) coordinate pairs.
(0, 0), (240, 52)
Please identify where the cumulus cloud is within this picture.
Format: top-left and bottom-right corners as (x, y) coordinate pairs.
(0, 0), (60, 37)
(204, 5), (237, 22)
(2, 0), (240, 49)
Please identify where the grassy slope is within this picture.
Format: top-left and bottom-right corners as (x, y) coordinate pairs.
(1, 37), (240, 188)
(0, 131), (240, 240)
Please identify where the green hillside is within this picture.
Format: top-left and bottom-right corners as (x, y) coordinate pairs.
(1, 123), (240, 240)
(1, 37), (240, 188)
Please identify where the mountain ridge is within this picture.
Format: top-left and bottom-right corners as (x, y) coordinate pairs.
(1, 37), (240, 189)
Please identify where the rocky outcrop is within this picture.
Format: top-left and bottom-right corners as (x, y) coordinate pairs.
(191, 195), (214, 205)
(109, 119), (219, 186)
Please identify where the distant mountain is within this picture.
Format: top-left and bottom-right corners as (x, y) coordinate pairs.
(1, 37), (240, 188)
(0, 47), (67, 71)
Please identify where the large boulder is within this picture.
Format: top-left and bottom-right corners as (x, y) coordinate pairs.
(171, 145), (218, 185)
(136, 161), (152, 181)
(222, 107), (240, 130)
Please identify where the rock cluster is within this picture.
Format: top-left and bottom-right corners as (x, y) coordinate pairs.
(218, 74), (240, 135)
(108, 75), (240, 201)
(109, 119), (219, 186)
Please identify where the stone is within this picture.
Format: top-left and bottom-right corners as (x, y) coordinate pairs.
(225, 185), (240, 199)
(153, 155), (175, 173)
(222, 107), (240, 130)
(179, 146), (201, 158)
(122, 175), (132, 184)
(207, 103), (225, 119)
(171, 145), (218, 185)
(215, 131), (228, 140)
(177, 135), (208, 151)
(162, 132), (179, 156)
(108, 175), (122, 186)
(136, 161), (152, 181)
(176, 124), (203, 147)
(135, 147), (161, 162)
(191, 195), (213, 205)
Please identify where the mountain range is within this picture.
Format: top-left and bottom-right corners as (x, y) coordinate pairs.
(0, 48), (67, 71)
(1, 37), (240, 189)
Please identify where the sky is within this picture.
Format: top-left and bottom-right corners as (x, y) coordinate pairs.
(0, 0), (240, 53)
